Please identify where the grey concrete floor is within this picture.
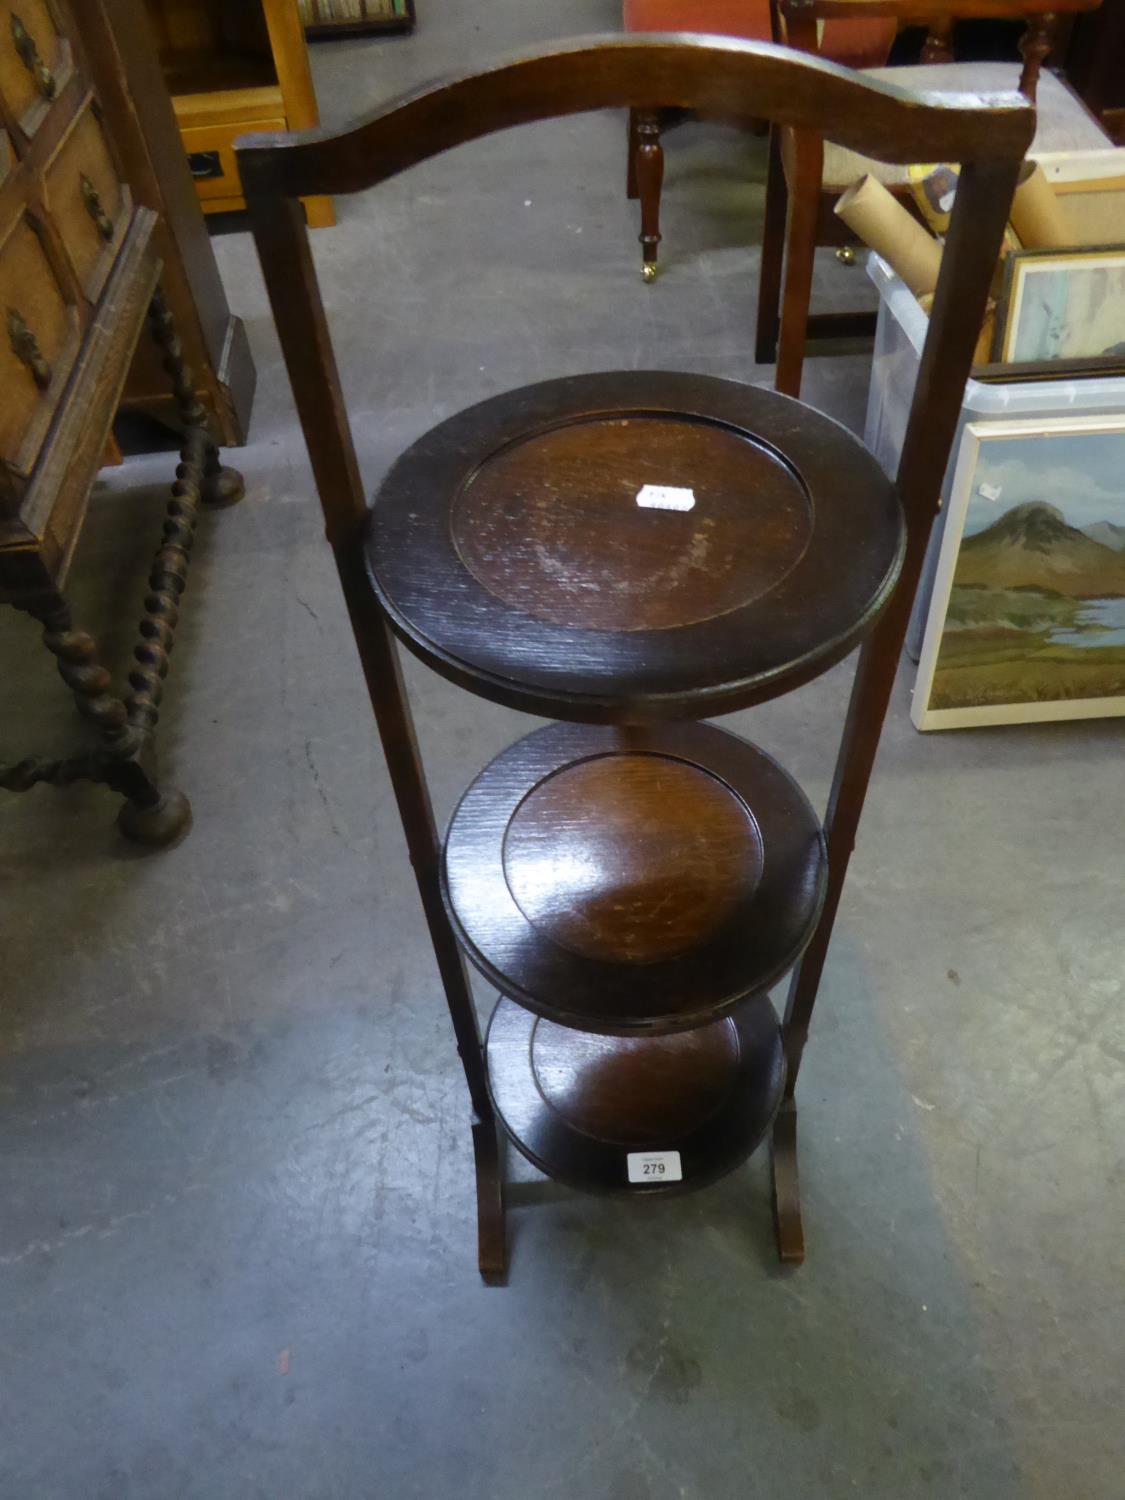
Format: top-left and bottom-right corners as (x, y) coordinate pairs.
(2, 4), (1123, 1496)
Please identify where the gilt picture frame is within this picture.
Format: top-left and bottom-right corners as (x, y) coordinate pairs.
(990, 245), (1125, 373)
(912, 415), (1125, 730)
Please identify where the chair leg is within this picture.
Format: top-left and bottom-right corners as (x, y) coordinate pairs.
(626, 107), (640, 199)
(635, 109), (664, 282)
(775, 129), (823, 400)
(1018, 15), (1052, 101)
(755, 124), (787, 365)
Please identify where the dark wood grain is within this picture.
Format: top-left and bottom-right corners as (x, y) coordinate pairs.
(236, 34), (1033, 203)
(503, 751), (762, 963)
(443, 720), (825, 1034)
(370, 371), (904, 722)
(487, 993), (785, 1194)
(451, 409), (811, 633)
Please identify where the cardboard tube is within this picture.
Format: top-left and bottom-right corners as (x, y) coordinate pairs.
(1010, 162), (1078, 248)
(835, 175), (942, 296)
(915, 292), (995, 366)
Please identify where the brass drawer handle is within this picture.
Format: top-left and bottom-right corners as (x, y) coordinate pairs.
(10, 12), (57, 101)
(80, 173), (114, 241)
(7, 306), (51, 389)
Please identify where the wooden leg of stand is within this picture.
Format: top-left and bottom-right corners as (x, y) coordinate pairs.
(473, 1111), (507, 1281)
(756, 124), (787, 366)
(334, 546), (507, 1276)
(770, 1098), (805, 1264)
(775, 129), (823, 400)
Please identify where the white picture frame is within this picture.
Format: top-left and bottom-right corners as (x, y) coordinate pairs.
(912, 414), (1125, 731)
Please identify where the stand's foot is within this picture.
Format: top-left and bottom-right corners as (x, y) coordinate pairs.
(117, 786), (192, 847)
(203, 465), (245, 508)
(642, 262), (657, 284)
(472, 1111), (507, 1282)
(770, 1099), (805, 1265)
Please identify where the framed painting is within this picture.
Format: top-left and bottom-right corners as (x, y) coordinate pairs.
(912, 415), (1125, 730)
(991, 245), (1125, 370)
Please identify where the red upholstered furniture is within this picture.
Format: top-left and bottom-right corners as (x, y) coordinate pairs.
(623, 0), (895, 64)
(623, 0), (896, 278)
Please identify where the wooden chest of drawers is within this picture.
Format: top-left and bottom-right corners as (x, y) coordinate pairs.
(0, 0), (135, 523)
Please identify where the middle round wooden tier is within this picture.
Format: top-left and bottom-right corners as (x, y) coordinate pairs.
(442, 721), (827, 1034)
(366, 371), (905, 722)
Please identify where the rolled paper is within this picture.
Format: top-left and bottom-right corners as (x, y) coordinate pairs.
(1010, 162), (1079, 248)
(835, 175), (943, 297)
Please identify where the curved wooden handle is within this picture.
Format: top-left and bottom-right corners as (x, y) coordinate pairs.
(236, 35), (1036, 202)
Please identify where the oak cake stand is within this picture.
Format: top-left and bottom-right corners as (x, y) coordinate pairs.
(236, 32), (1030, 1282)
(365, 369), (903, 1260)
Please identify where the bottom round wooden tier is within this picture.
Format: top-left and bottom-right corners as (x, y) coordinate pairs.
(486, 994), (785, 1195)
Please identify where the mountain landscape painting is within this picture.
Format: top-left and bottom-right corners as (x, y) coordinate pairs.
(914, 420), (1125, 728)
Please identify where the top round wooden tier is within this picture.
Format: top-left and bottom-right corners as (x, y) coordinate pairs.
(366, 371), (905, 722)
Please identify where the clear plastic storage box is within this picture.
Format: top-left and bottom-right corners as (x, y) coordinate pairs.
(863, 252), (1125, 655)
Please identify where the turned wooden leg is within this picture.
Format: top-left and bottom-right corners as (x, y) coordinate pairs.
(770, 1098), (805, 1264)
(635, 109), (664, 283)
(28, 591), (134, 750)
(1018, 13), (1054, 101)
(775, 129), (823, 400)
(473, 1111), (507, 1282)
(8, 591), (192, 846)
(921, 16), (955, 64)
(148, 284), (245, 509)
(756, 124), (787, 366)
(626, 106), (640, 200)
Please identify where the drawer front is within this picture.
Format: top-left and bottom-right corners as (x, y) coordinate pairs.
(180, 116), (285, 205)
(0, 0), (70, 141)
(0, 209), (77, 494)
(43, 99), (129, 299)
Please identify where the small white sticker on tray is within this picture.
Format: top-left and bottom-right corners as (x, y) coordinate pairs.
(627, 1150), (683, 1184)
(636, 484), (695, 512)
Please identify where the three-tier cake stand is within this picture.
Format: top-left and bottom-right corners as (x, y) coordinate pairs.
(363, 368), (903, 1275)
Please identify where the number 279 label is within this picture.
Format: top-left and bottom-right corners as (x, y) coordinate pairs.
(626, 1150), (683, 1184)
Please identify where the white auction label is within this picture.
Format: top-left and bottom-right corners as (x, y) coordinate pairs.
(635, 484), (695, 512)
(627, 1150), (683, 1184)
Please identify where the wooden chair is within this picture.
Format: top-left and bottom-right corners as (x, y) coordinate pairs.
(623, 0), (898, 278)
(757, 0), (1108, 396)
(237, 37), (1031, 1277)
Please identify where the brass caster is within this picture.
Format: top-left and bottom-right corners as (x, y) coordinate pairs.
(835, 246), (858, 267)
(642, 262), (657, 283)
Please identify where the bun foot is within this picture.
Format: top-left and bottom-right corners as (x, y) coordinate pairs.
(117, 787), (193, 847)
(203, 465), (245, 507)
